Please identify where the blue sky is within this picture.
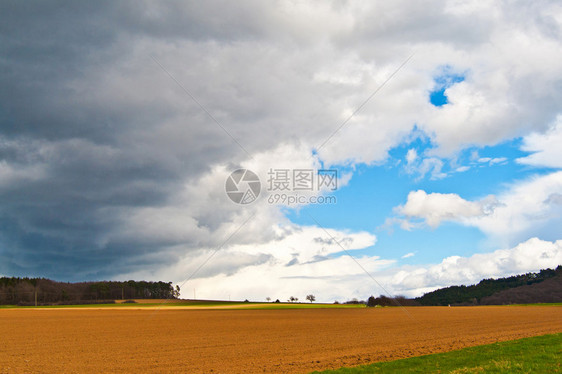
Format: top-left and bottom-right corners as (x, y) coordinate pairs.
(287, 72), (551, 268)
(288, 135), (531, 263)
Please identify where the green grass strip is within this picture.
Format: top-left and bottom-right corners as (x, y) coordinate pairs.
(312, 333), (562, 373)
(0, 302), (364, 309)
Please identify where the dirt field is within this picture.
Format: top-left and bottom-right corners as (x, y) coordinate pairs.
(1, 306), (561, 373)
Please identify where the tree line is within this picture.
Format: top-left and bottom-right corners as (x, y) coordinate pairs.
(0, 277), (180, 305)
(363, 266), (561, 307)
(414, 266), (561, 306)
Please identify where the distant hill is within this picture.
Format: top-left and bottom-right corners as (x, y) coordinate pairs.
(0, 278), (180, 306)
(415, 266), (562, 306)
(479, 273), (562, 305)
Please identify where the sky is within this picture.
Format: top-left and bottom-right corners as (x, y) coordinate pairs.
(1, 0), (561, 302)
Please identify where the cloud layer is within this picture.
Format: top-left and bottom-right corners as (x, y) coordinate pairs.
(390, 237), (562, 297)
(183, 236), (562, 302)
(1, 1), (561, 301)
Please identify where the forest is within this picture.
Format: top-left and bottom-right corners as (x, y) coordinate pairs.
(415, 266), (561, 306)
(0, 278), (180, 305)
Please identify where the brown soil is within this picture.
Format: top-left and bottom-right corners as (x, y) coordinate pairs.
(1, 306), (560, 373)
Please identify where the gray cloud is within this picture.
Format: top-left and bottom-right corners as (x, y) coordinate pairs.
(0, 1), (347, 280)
(0, 1), (254, 279)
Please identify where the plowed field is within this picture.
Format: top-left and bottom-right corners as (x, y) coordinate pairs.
(1, 306), (561, 373)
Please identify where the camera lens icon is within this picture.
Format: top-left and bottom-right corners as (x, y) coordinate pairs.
(225, 169), (261, 204)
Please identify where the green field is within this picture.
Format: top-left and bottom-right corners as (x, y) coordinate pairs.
(2, 301), (561, 310)
(313, 333), (562, 373)
(0, 300), (364, 310)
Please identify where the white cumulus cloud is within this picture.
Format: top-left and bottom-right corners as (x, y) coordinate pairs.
(517, 116), (562, 169)
(394, 171), (562, 247)
(388, 237), (562, 297)
(395, 190), (498, 228)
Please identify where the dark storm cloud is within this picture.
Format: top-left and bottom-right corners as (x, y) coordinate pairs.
(0, 0), (270, 142)
(0, 0), (278, 280)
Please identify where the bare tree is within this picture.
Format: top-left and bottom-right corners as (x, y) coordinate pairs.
(266, 297), (271, 302)
(306, 294), (315, 303)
